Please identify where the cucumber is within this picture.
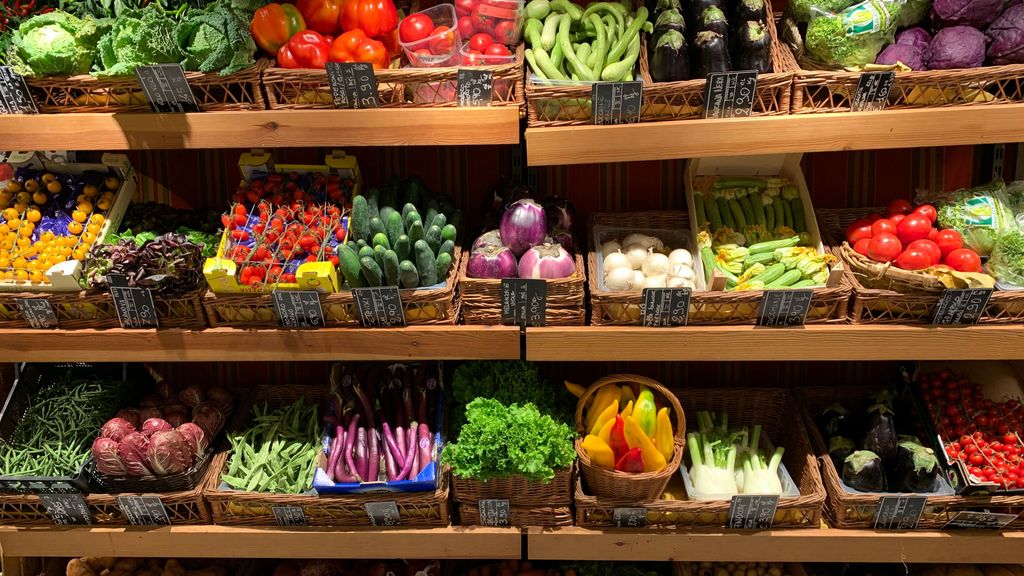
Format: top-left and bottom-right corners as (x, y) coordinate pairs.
(425, 225), (442, 254)
(435, 252), (452, 281)
(369, 217), (385, 238)
(441, 224), (457, 243)
(386, 211), (404, 246)
(430, 212), (446, 231)
(366, 188), (380, 221)
(356, 239), (367, 250)
(438, 239), (455, 260)
(336, 244), (365, 288)
(359, 256), (383, 287)
(394, 234), (411, 262)
(404, 210), (421, 234)
(383, 250), (400, 287)
(372, 232), (391, 250)
(358, 245), (374, 260)
(408, 219), (425, 243)
(424, 200), (440, 231)
(414, 239), (437, 287)
(373, 245), (388, 272)
(399, 260), (419, 289)
(401, 203), (418, 223)
(379, 206), (396, 230)
(351, 195), (369, 241)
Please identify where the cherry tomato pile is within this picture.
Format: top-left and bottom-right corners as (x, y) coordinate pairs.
(916, 368), (1024, 490)
(456, 0), (522, 46)
(845, 198), (983, 273)
(399, 9), (461, 66)
(230, 171), (354, 207)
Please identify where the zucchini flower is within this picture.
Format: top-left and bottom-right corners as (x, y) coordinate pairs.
(811, 267), (830, 285)
(743, 224), (770, 245)
(738, 263), (765, 284)
(781, 185), (800, 201)
(732, 279), (766, 292)
(713, 227), (746, 247)
(773, 225), (797, 240)
(716, 245), (749, 275)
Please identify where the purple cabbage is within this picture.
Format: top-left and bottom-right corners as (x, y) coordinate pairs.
(931, 0), (1006, 29)
(876, 43), (927, 69)
(518, 243), (576, 280)
(987, 3), (1024, 64)
(467, 245), (518, 279)
(928, 25), (987, 69)
(896, 27), (932, 51)
(499, 199), (547, 257)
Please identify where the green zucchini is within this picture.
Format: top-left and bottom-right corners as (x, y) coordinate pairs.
(694, 194), (707, 229)
(751, 262), (785, 285)
(714, 177), (766, 189)
(717, 196), (734, 229)
(704, 192), (723, 230)
(766, 268), (801, 288)
(737, 193), (755, 226)
(790, 197), (806, 234)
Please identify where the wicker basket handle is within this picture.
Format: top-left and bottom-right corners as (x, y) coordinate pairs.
(574, 373), (687, 444)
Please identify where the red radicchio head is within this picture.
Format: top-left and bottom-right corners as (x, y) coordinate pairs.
(117, 432), (153, 476)
(141, 418), (173, 437)
(191, 402), (226, 437)
(92, 437), (128, 476)
(176, 423), (208, 456)
(114, 408), (142, 429)
(147, 430), (193, 475)
(100, 417), (136, 442)
(178, 384), (205, 408)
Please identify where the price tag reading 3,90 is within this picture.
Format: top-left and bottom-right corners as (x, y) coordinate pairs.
(326, 62), (379, 109)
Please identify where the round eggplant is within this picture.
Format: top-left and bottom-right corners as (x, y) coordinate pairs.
(692, 30), (731, 77)
(843, 450), (887, 492)
(697, 6), (729, 37)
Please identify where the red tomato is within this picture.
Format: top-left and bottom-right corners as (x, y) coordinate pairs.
(845, 218), (874, 244)
(493, 19), (517, 43)
(865, 212), (883, 222)
(907, 239), (941, 265)
(896, 248), (932, 270)
(485, 42), (510, 55)
(399, 13), (434, 44)
(929, 228), (938, 240)
(428, 25), (456, 54)
(461, 48), (484, 65)
(896, 214), (933, 245)
(890, 214), (906, 225)
(934, 229), (964, 259)
(470, 4), (494, 32)
(887, 198), (914, 216)
(457, 15), (475, 37)
(853, 238), (871, 256)
(455, 0), (476, 16)
(867, 233), (902, 263)
(468, 32), (493, 51)
(871, 218), (897, 237)
(914, 203), (938, 223)
(945, 248), (982, 273)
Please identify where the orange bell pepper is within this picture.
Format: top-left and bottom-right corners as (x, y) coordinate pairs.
(329, 30), (389, 69)
(251, 3), (306, 55)
(340, 0), (398, 38)
(297, 0), (343, 35)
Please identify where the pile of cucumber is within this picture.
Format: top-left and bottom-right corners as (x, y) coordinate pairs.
(339, 179), (459, 290)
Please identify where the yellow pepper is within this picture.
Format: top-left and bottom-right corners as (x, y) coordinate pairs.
(597, 416), (614, 445)
(620, 399), (634, 418)
(623, 415), (667, 473)
(582, 434), (615, 469)
(585, 385), (621, 431)
(589, 399), (618, 436)
(654, 407), (674, 462)
(564, 380), (586, 398)
(633, 389), (658, 438)
(620, 384), (637, 407)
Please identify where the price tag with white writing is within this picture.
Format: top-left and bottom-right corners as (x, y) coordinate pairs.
(365, 501), (401, 526)
(613, 507), (647, 527)
(727, 495), (779, 529)
(16, 298), (58, 328)
(0, 66), (38, 114)
(944, 510), (1019, 529)
(326, 62), (380, 109)
(353, 286), (405, 327)
(592, 81), (642, 125)
(134, 64), (199, 113)
(757, 289), (813, 327)
(641, 287), (691, 326)
(39, 493), (91, 525)
(108, 274), (159, 329)
(272, 290), (325, 328)
(118, 495), (170, 525)
(500, 278), (547, 326)
(703, 71), (758, 118)
(272, 506), (309, 526)
(933, 288), (993, 325)
(873, 495), (926, 529)
(851, 71), (895, 112)
(478, 499), (511, 526)
(458, 69), (493, 107)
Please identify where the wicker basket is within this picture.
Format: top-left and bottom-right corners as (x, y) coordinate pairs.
(575, 374), (685, 501)
(639, 3), (797, 123)
(203, 248), (462, 328)
(792, 61), (1024, 114)
(0, 288), (207, 330)
(816, 208), (1024, 324)
(459, 250), (585, 326)
(262, 46), (525, 109)
(452, 467), (572, 506)
(575, 387), (825, 529)
(795, 384), (1024, 529)
(24, 62), (267, 113)
(674, 563), (808, 576)
(458, 502), (573, 526)
(205, 385), (450, 527)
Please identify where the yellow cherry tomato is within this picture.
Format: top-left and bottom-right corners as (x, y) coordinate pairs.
(12, 257), (26, 268)
(71, 210), (87, 223)
(59, 246), (72, 257)
(104, 176), (120, 190)
(0, 257), (8, 268)
(77, 201), (93, 215)
(0, 224), (8, 235)
(18, 224), (33, 237)
(29, 271), (44, 283)
(71, 249), (86, 260)
(46, 181), (61, 193)
(85, 223), (100, 234)
(2, 207), (17, 220)
(81, 231), (97, 244)
(31, 192), (47, 205)
(41, 173), (56, 183)
(14, 192), (29, 205)
(97, 199), (112, 211)
(14, 269), (28, 281)
(25, 209), (40, 223)
(7, 217), (19, 230)
(1, 239), (13, 251)
(89, 213), (105, 225)
(40, 230), (54, 242)
(7, 181), (21, 192)
(0, 190), (11, 202)
(21, 180), (35, 192)
(67, 221), (83, 235)
(83, 184), (99, 198)
(16, 236), (30, 248)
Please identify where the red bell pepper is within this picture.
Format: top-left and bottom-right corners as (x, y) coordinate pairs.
(296, 0), (342, 35)
(329, 29), (389, 69)
(251, 3), (306, 55)
(609, 414), (630, 462)
(340, 0), (398, 38)
(615, 447), (645, 473)
(277, 30), (331, 69)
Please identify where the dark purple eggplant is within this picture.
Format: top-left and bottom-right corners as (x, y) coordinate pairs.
(651, 30), (690, 82)
(653, 8), (686, 43)
(687, 0), (724, 25)
(819, 403), (853, 441)
(654, 0), (681, 15)
(697, 6), (729, 37)
(692, 30), (731, 77)
(843, 450), (887, 492)
(893, 437), (939, 493)
(733, 0), (767, 24)
(732, 20), (773, 73)
(861, 402), (897, 462)
(829, 436), (855, 471)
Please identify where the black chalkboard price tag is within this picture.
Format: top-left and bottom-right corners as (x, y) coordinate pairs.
(16, 298), (58, 329)
(117, 495), (171, 525)
(944, 510), (1019, 529)
(757, 289), (813, 327)
(353, 286), (405, 327)
(108, 274), (159, 329)
(272, 290), (325, 328)
(365, 501), (401, 526)
(727, 494), (779, 529)
(500, 278), (547, 327)
(478, 499), (511, 526)
(933, 288), (993, 325)
(592, 81), (642, 125)
(640, 287), (691, 327)
(457, 69), (493, 107)
(326, 62), (380, 109)
(873, 495), (926, 529)
(272, 505), (309, 526)
(703, 71), (758, 118)
(134, 64), (199, 113)
(851, 71), (896, 112)
(613, 507), (647, 528)
(38, 493), (91, 525)
(0, 66), (38, 114)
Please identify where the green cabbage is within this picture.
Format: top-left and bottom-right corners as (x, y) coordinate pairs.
(8, 11), (111, 76)
(175, 0), (256, 75)
(94, 4), (183, 77)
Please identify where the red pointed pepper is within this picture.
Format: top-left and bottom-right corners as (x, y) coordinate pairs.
(615, 447), (645, 473)
(609, 414), (630, 462)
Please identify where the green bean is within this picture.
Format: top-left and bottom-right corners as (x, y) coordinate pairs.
(222, 399), (320, 494)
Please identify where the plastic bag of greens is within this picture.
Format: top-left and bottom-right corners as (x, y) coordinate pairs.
(917, 181), (1016, 256)
(804, 0), (904, 68)
(788, 0), (859, 23)
(1004, 180), (1024, 228)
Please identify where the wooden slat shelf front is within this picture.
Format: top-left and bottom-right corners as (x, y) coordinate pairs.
(0, 108), (520, 150)
(525, 324), (1024, 361)
(525, 104), (1024, 165)
(0, 325), (521, 362)
(526, 527), (1024, 564)
(0, 526), (522, 559)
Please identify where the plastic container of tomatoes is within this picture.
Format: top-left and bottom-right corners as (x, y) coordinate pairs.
(456, 0), (525, 45)
(399, 4), (463, 67)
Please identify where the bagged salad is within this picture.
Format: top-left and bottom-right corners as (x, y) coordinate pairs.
(803, 0), (905, 68)
(917, 181), (1015, 257)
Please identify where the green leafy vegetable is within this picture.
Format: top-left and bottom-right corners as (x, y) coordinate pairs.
(804, 0), (901, 68)
(988, 229), (1024, 287)
(8, 11), (111, 76)
(450, 361), (573, 431)
(175, 0), (255, 75)
(94, 4), (183, 77)
(934, 181), (1015, 256)
(441, 398), (576, 483)
(787, 0), (857, 23)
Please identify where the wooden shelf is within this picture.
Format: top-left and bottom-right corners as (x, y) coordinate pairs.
(0, 526), (522, 559)
(0, 325), (521, 362)
(0, 108), (520, 150)
(525, 104), (1024, 165)
(525, 324), (1024, 361)
(526, 527), (1024, 564)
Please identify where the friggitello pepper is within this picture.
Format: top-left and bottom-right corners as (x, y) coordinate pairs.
(277, 30), (331, 68)
(251, 3), (306, 54)
(633, 388), (657, 438)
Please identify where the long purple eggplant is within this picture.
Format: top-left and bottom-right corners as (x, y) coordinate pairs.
(383, 434), (398, 481)
(402, 387), (415, 427)
(345, 414), (361, 482)
(416, 384), (428, 425)
(325, 425), (344, 482)
(367, 429), (380, 482)
(355, 427), (369, 481)
(395, 425), (407, 465)
(383, 422), (405, 470)
(407, 424), (419, 480)
(418, 423), (432, 474)
(353, 383), (375, 430)
(395, 423), (417, 481)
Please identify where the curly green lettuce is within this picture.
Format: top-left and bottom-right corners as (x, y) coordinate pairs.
(94, 4), (183, 77)
(8, 11), (111, 76)
(804, 0), (901, 68)
(175, 0), (256, 75)
(934, 181), (1015, 256)
(988, 229), (1024, 287)
(450, 361), (574, 432)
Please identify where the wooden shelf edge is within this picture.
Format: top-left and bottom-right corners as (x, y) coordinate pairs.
(0, 108), (521, 150)
(0, 325), (522, 362)
(0, 526), (523, 559)
(525, 104), (1024, 165)
(526, 324), (1024, 361)
(525, 526), (1024, 563)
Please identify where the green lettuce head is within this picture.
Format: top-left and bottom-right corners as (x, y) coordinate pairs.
(10, 11), (110, 76)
